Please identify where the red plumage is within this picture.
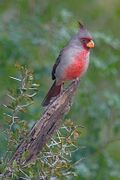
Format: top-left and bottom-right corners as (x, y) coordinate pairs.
(64, 51), (89, 80)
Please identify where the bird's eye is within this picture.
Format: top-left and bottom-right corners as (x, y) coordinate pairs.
(81, 38), (86, 43)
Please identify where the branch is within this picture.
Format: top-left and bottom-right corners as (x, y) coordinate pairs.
(6, 79), (80, 175)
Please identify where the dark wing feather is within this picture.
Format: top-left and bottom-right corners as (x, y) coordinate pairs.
(52, 50), (63, 80)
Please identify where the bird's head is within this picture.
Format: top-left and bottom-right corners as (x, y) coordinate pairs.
(77, 21), (94, 50)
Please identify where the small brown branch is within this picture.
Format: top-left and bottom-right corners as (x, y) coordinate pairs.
(6, 79), (80, 175)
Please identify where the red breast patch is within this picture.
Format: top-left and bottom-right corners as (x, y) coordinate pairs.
(64, 51), (88, 80)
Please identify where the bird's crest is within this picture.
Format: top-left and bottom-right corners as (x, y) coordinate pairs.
(78, 21), (84, 29)
(77, 21), (91, 39)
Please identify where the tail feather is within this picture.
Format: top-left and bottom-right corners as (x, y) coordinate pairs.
(42, 81), (62, 107)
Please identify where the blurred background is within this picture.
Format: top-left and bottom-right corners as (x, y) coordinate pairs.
(0, 0), (120, 179)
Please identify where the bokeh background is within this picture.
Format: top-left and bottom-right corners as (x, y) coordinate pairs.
(0, 0), (120, 179)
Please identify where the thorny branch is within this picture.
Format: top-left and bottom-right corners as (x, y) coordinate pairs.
(5, 78), (80, 176)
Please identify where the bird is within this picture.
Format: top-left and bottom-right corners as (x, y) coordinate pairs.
(42, 22), (94, 107)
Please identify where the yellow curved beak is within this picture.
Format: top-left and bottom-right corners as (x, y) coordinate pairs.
(87, 40), (94, 48)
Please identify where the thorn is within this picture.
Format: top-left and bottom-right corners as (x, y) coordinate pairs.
(26, 93), (37, 98)
(9, 76), (21, 82)
(28, 87), (38, 90)
(7, 94), (16, 100)
(2, 104), (8, 108)
(31, 83), (40, 87)
(3, 113), (18, 119)
(3, 113), (12, 118)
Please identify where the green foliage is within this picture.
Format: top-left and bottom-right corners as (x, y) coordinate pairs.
(0, 0), (120, 179)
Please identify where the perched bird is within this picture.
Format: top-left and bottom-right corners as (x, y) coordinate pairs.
(42, 22), (94, 106)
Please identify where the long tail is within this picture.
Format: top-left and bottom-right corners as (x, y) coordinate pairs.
(42, 81), (62, 107)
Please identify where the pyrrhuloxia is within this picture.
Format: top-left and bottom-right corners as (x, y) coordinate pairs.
(42, 22), (94, 106)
